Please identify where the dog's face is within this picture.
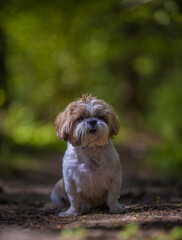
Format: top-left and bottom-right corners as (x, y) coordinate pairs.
(55, 95), (120, 147)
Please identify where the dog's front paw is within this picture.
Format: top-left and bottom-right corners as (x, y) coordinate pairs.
(58, 207), (79, 217)
(109, 203), (126, 214)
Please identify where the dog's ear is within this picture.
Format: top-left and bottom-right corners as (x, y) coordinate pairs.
(110, 108), (120, 137)
(55, 110), (69, 141)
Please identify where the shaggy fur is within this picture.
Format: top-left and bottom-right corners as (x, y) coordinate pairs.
(51, 94), (125, 217)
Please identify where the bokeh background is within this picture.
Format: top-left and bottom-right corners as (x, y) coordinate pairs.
(0, 0), (182, 182)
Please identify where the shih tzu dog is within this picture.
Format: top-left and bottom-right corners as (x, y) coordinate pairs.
(51, 94), (125, 217)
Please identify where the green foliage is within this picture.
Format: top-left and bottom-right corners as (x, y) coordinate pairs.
(0, 152), (39, 179)
(118, 225), (182, 240)
(167, 227), (182, 240)
(148, 70), (182, 139)
(118, 223), (139, 239)
(147, 69), (182, 179)
(148, 139), (182, 180)
(149, 227), (182, 240)
(60, 227), (86, 240)
(0, 0), (182, 178)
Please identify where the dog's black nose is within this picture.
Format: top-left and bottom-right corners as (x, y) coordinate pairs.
(88, 119), (97, 127)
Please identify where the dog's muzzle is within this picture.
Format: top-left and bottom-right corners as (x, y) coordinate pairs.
(87, 118), (97, 134)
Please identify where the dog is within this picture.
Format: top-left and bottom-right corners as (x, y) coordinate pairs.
(51, 94), (125, 217)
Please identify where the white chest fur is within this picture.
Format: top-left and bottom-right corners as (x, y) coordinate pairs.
(62, 141), (120, 203)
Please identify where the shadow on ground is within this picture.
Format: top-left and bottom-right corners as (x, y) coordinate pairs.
(0, 143), (182, 239)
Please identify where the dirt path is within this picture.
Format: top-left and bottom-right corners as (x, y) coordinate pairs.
(0, 144), (182, 239)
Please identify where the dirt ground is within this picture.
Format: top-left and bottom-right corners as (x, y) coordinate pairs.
(0, 142), (182, 240)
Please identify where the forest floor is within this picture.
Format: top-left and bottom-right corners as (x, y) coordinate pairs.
(0, 139), (182, 240)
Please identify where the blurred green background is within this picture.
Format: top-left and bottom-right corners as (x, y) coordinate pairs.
(0, 0), (182, 180)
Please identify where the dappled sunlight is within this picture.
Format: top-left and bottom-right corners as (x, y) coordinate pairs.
(0, 1), (182, 238)
(0, 0), (181, 178)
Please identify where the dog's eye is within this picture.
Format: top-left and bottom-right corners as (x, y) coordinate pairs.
(99, 116), (107, 123)
(77, 116), (84, 121)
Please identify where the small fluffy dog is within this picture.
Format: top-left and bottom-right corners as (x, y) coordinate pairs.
(51, 94), (125, 217)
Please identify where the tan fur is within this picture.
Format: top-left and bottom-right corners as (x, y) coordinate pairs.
(51, 94), (126, 217)
(55, 94), (120, 145)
